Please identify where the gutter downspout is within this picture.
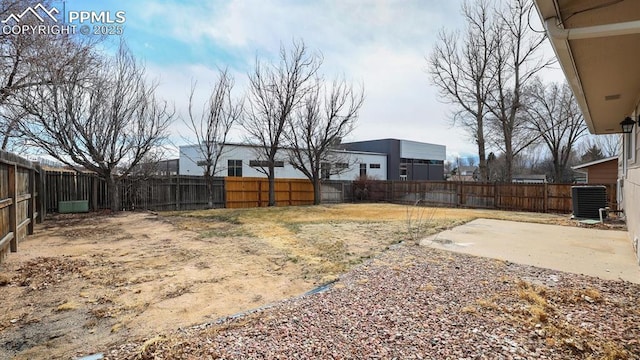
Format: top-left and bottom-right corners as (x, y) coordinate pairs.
(545, 17), (640, 40)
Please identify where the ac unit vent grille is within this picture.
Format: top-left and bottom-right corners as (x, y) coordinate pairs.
(571, 186), (607, 219)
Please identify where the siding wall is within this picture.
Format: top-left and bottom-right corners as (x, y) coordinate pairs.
(587, 160), (618, 184)
(399, 139), (446, 161)
(625, 106), (640, 264)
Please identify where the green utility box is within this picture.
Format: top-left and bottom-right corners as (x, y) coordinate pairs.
(58, 200), (89, 213)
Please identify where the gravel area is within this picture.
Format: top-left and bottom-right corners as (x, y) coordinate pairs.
(106, 245), (640, 359)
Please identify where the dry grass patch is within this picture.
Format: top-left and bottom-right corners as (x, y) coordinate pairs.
(516, 279), (548, 308)
(476, 297), (502, 312)
(471, 278), (636, 359)
(56, 301), (79, 312)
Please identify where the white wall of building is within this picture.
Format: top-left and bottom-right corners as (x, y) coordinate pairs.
(179, 144), (387, 180)
(331, 150), (388, 180)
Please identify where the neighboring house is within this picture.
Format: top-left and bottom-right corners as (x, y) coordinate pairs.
(179, 143), (388, 180)
(339, 138), (446, 181)
(572, 157), (618, 185)
(512, 175), (547, 184)
(534, 1), (640, 261)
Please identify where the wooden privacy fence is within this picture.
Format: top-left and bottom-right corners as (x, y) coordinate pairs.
(0, 151), (40, 263)
(40, 172), (616, 214)
(42, 171), (315, 212)
(321, 181), (353, 204)
(348, 180), (617, 214)
(225, 177), (314, 208)
(120, 176), (224, 211)
(43, 170), (107, 212)
(42, 171), (225, 212)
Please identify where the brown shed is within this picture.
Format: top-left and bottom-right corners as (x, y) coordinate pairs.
(572, 157), (618, 185)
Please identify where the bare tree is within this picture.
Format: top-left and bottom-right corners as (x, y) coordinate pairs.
(184, 69), (242, 208)
(580, 134), (621, 159)
(243, 40), (321, 206)
(429, 0), (497, 181)
(18, 42), (174, 211)
(286, 78), (364, 204)
(527, 80), (586, 182)
(484, 0), (553, 181)
(0, 0), (98, 150)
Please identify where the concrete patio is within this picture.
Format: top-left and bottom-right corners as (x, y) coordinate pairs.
(421, 218), (640, 284)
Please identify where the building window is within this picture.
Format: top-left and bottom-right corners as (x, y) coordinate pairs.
(335, 163), (349, 170)
(359, 163), (367, 177)
(228, 159), (242, 177)
(249, 160), (284, 167)
(321, 162), (331, 180)
(400, 164), (408, 180)
(399, 158), (443, 166)
(369, 163), (381, 169)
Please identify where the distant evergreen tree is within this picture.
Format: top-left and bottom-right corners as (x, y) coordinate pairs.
(580, 144), (604, 163)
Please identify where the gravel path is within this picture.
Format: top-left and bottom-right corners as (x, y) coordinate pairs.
(106, 245), (640, 359)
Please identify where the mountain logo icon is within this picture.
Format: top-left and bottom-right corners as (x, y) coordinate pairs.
(2, 3), (59, 24)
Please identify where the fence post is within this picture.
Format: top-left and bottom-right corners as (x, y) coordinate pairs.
(544, 183), (549, 213)
(91, 174), (98, 211)
(222, 178), (227, 209)
(28, 168), (35, 235)
(493, 183), (498, 209)
(36, 166), (45, 222)
(8, 164), (17, 252)
(288, 180), (292, 206)
(175, 175), (181, 211)
(457, 182), (464, 207)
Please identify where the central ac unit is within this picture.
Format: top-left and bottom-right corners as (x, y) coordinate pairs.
(571, 186), (607, 219)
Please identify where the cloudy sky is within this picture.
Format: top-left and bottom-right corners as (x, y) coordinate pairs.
(63, 0), (565, 162)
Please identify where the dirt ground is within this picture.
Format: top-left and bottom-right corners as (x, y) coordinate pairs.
(0, 204), (577, 359)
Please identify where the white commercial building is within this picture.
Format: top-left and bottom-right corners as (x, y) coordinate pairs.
(179, 143), (388, 180)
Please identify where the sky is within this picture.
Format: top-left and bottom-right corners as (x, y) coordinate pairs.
(57, 0), (566, 163)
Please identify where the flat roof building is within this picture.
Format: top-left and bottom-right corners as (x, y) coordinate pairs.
(179, 143), (388, 181)
(340, 139), (446, 181)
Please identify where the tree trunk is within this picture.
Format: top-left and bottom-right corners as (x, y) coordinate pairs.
(504, 156), (513, 183)
(504, 135), (514, 183)
(205, 174), (214, 209)
(313, 177), (321, 205)
(268, 165), (276, 206)
(106, 174), (121, 211)
(554, 162), (562, 183)
(476, 116), (488, 182)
